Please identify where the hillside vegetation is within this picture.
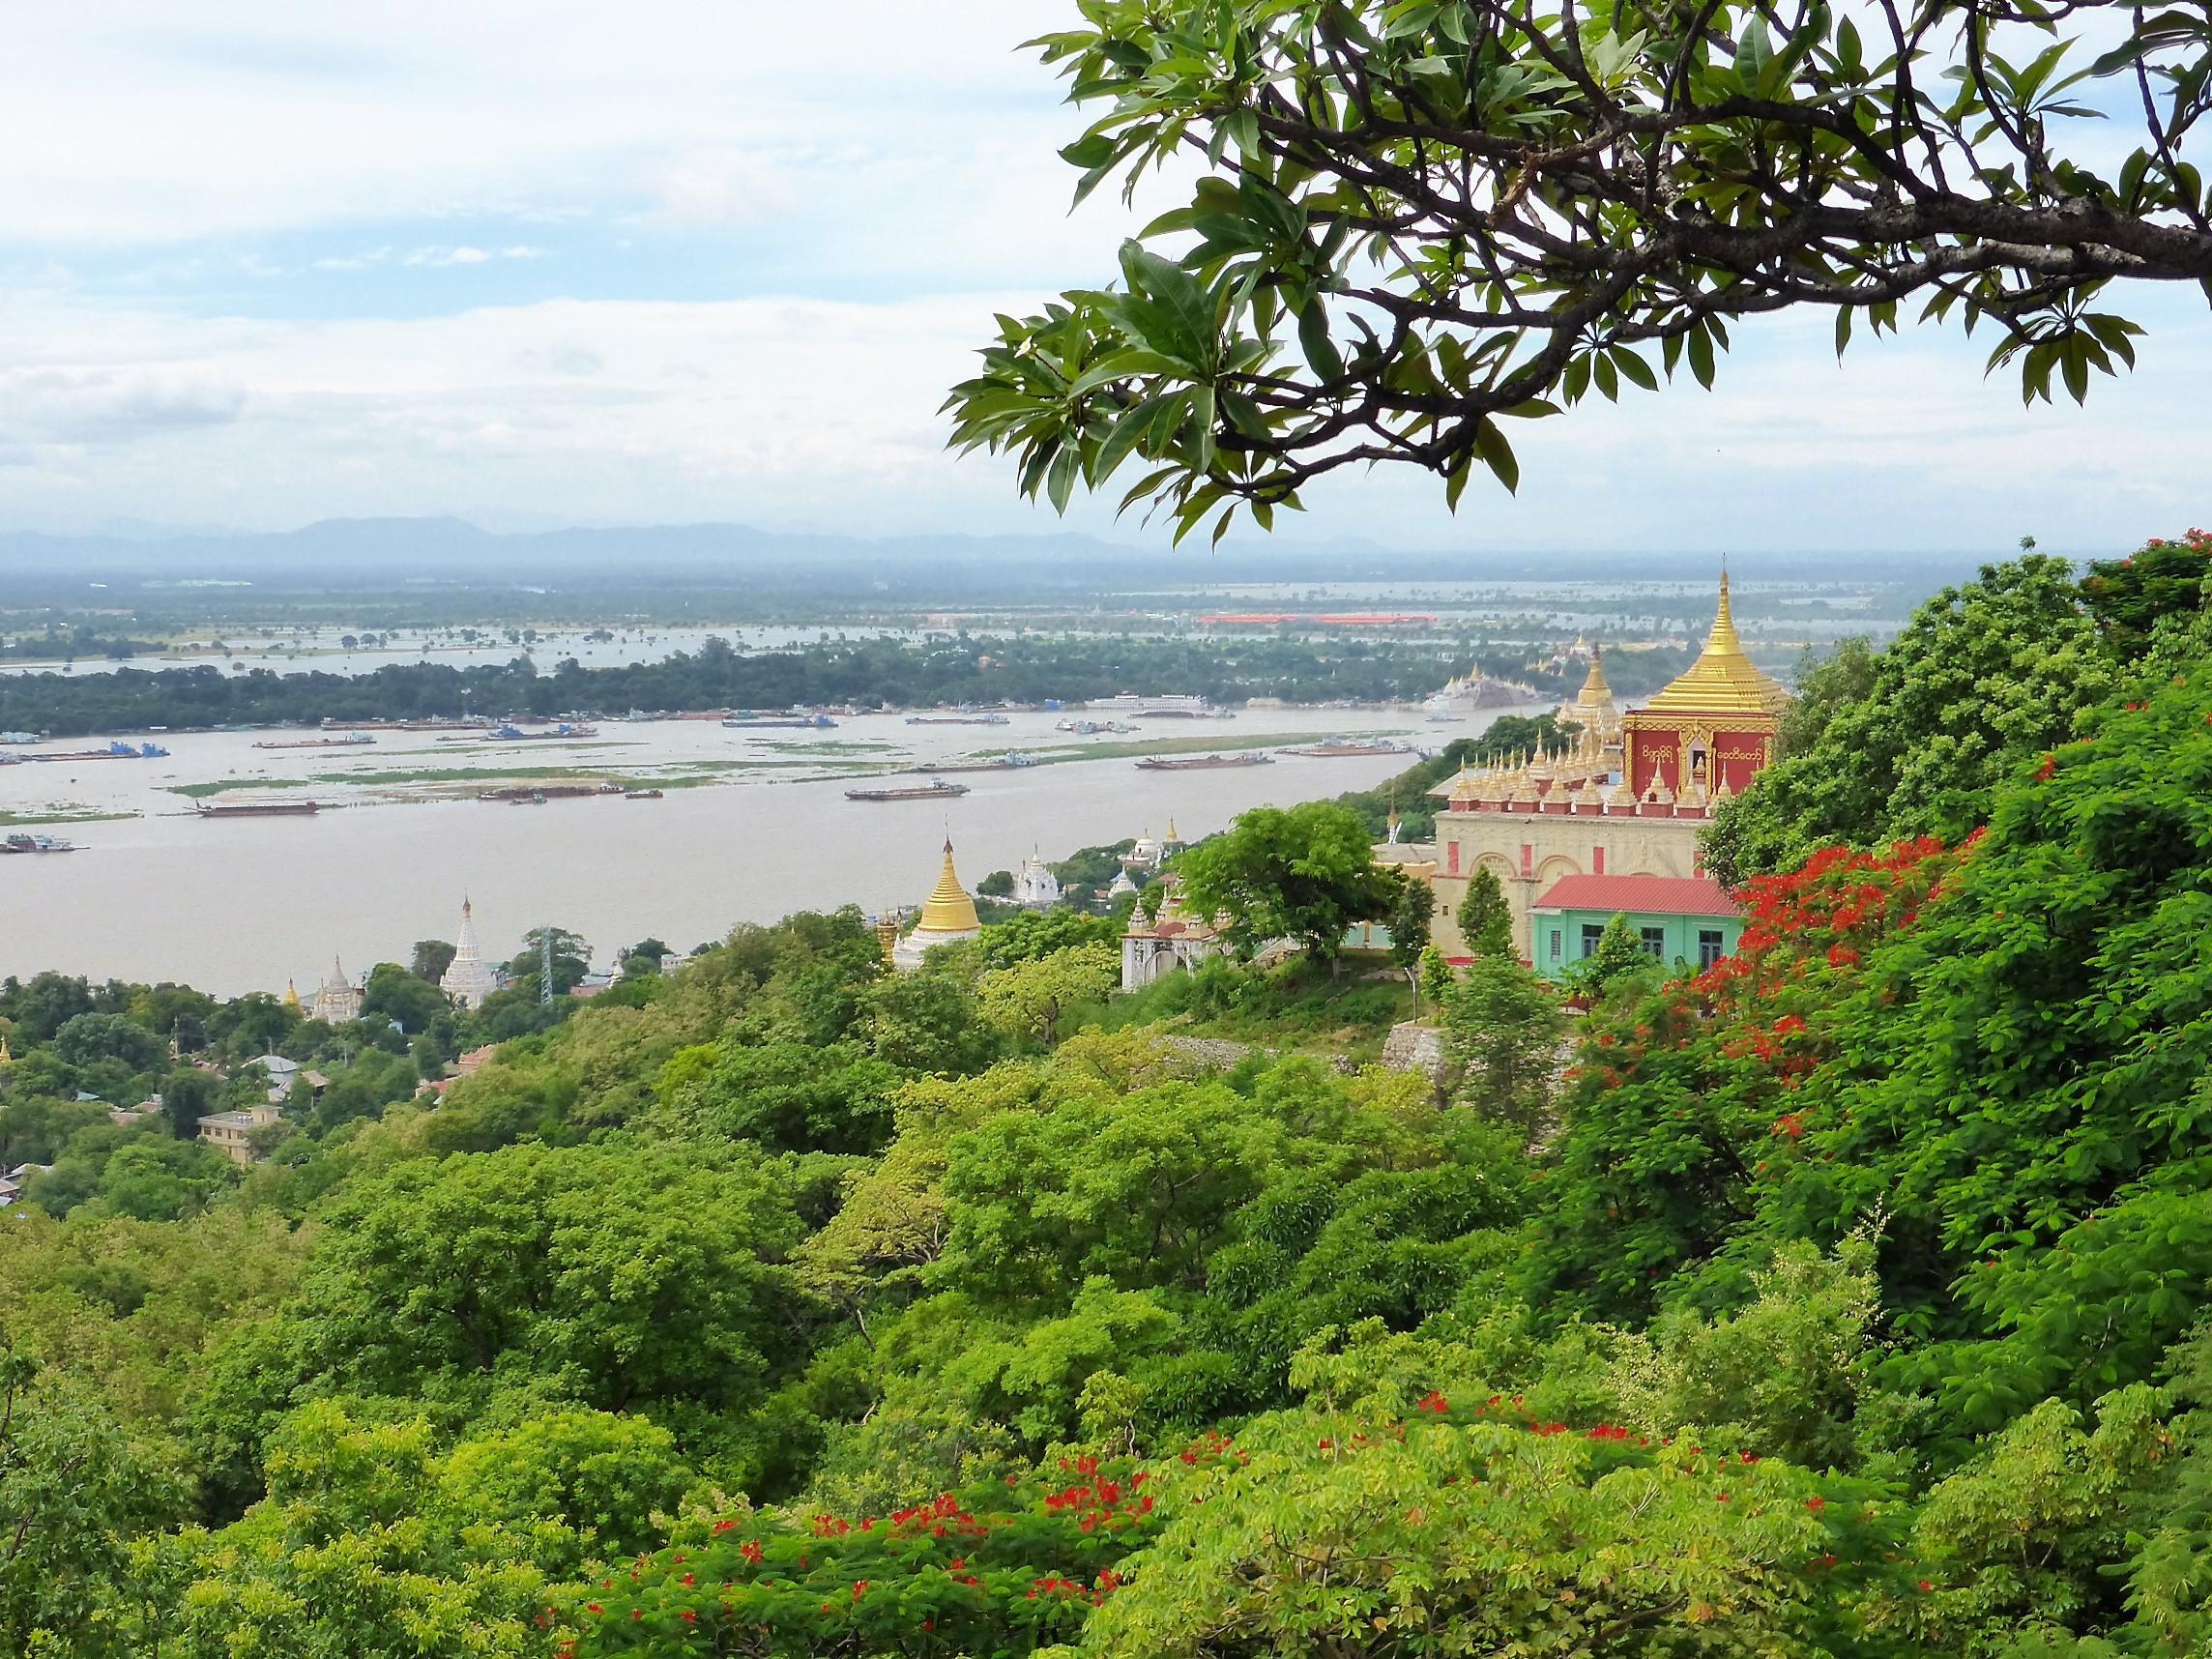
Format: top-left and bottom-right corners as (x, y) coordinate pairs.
(3, 538), (2211, 1656)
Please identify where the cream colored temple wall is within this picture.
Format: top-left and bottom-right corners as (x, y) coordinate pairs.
(1422, 810), (1705, 959)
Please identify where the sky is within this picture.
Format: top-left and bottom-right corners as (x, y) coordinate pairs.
(0, 1), (2201, 554)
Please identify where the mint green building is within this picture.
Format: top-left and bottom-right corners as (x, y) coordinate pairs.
(1528, 873), (1743, 979)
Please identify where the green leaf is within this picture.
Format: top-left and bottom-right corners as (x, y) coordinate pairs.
(1688, 325), (1717, 390)
(1610, 346), (1657, 392)
(1298, 298), (1345, 383)
(1473, 418), (1520, 492)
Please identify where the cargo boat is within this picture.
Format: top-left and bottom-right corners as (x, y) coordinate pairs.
(28, 742), (169, 762)
(904, 752), (1038, 773)
(253, 734), (377, 751)
(1281, 738), (1420, 758)
(194, 800), (322, 818)
(905, 713), (1009, 726)
(722, 714), (838, 730)
(846, 778), (971, 802)
(1134, 752), (1274, 771)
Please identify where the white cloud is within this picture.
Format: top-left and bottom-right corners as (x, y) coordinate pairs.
(401, 245), (543, 267)
(0, 280), (2194, 553)
(0, 2), (2196, 554)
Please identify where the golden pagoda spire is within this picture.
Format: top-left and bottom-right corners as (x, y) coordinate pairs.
(916, 837), (981, 935)
(1638, 568), (1789, 716)
(282, 978), (302, 1012)
(0, 1030), (12, 1066)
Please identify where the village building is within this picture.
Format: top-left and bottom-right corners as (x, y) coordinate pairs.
(197, 1103), (283, 1167)
(1398, 573), (1781, 961)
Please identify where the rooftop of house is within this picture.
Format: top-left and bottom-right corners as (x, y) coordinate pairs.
(1529, 872), (1741, 918)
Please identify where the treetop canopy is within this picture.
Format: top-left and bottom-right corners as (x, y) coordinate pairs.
(947, 0), (2209, 540)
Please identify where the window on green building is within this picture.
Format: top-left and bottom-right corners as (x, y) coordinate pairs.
(1638, 925), (1667, 958)
(1579, 923), (1604, 959)
(1549, 929), (1561, 962)
(1698, 928), (1725, 969)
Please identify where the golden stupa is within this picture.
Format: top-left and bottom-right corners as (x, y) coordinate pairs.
(1639, 572), (1790, 716)
(895, 838), (982, 970)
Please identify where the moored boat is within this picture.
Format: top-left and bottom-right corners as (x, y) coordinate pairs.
(0, 833), (78, 853)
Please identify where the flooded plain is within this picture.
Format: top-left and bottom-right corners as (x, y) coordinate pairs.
(0, 706), (1478, 992)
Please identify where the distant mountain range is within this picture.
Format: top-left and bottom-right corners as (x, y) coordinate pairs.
(0, 516), (1998, 591)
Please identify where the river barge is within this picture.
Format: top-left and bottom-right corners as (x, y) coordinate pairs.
(26, 742), (170, 762)
(845, 778), (971, 802)
(1281, 738), (1420, 758)
(1133, 752), (1275, 771)
(194, 800), (322, 818)
(252, 734), (377, 751)
(905, 713), (1009, 726)
(904, 753), (1039, 773)
(722, 714), (838, 730)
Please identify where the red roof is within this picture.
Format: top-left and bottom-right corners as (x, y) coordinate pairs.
(1529, 873), (1740, 918)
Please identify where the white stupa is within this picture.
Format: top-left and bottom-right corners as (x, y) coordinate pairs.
(439, 896), (502, 1009)
(1013, 847), (1061, 908)
(310, 956), (363, 1024)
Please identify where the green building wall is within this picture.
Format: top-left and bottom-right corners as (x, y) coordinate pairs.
(1528, 907), (1743, 979)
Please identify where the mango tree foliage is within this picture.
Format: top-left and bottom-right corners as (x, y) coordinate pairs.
(0, 1349), (180, 1657)
(654, 1038), (906, 1154)
(976, 943), (1121, 1046)
(154, 1403), (557, 1659)
(289, 1142), (810, 1419)
(1171, 800), (1401, 968)
(946, 0), (2204, 537)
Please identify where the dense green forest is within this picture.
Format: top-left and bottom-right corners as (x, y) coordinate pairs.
(6, 536), (2212, 1655)
(0, 632), (1699, 739)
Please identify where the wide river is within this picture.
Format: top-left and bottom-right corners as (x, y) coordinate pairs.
(0, 706), (1503, 993)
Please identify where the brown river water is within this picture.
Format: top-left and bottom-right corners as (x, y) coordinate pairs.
(0, 707), (1504, 992)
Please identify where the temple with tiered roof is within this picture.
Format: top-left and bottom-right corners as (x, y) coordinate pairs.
(1393, 573), (1788, 963)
